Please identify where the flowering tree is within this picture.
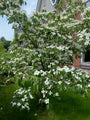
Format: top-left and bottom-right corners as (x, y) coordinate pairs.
(0, 0), (90, 111)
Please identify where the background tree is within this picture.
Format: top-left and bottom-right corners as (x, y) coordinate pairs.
(0, 37), (11, 50)
(0, 37), (6, 42)
(0, 42), (6, 54)
(3, 40), (11, 50)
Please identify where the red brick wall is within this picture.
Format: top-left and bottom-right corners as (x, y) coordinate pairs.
(73, 55), (81, 68)
(71, 0), (90, 71)
(57, 0), (90, 71)
(73, 1), (81, 69)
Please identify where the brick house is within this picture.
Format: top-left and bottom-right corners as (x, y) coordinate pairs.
(36, 0), (90, 73)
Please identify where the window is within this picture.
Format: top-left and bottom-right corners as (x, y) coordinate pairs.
(86, 0), (90, 6)
(50, 0), (57, 5)
(81, 50), (90, 70)
(82, 0), (90, 3)
(81, 0), (90, 66)
(85, 51), (90, 62)
(56, 0), (60, 4)
(82, 51), (90, 63)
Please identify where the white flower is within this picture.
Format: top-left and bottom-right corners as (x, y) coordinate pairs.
(39, 99), (42, 102)
(21, 98), (25, 101)
(24, 95), (28, 99)
(18, 91), (24, 95)
(41, 90), (46, 94)
(68, 36), (72, 39)
(44, 78), (49, 85)
(24, 103), (29, 108)
(43, 94), (45, 98)
(50, 62), (55, 65)
(55, 92), (59, 96)
(86, 74), (90, 78)
(53, 72), (56, 75)
(26, 106), (30, 111)
(23, 74), (25, 79)
(47, 45), (55, 49)
(45, 98), (49, 104)
(29, 94), (33, 99)
(48, 70), (51, 73)
(10, 51), (13, 54)
(34, 113), (37, 116)
(34, 70), (40, 75)
(64, 66), (70, 72)
(12, 102), (16, 106)
(19, 72), (22, 75)
(49, 91), (52, 95)
(2, 62), (5, 64)
(41, 71), (46, 76)
(13, 71), (16, 74)
(57, 67), (62, 71)
(48, 85), (52, 89)
(48, 65), (51, 68)
(77, 84), (82, 88)
(22, 106), (25, 109)
(75, 76), (81, 80)
(65, 81), (70, 85)
(88, 84), (90, 88)
(28, 88), (31, 92)
(17, 103), (21, 106)
(56, 46), (65, 51)
(58, 81), (62, 85)
(38, 54), (41, 57)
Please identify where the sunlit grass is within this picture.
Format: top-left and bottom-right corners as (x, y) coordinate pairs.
(38, 90), (90, 120)
(0, 84), (90, 120)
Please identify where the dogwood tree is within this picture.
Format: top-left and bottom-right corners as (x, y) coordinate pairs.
(0, 0), (90, 111)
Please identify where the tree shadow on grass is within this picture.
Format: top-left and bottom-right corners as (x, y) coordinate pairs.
(0, 98), (40, 120)
(0, 84), (40, 120)
(38, 90), (90, 120)
(0, 84), (90, 120)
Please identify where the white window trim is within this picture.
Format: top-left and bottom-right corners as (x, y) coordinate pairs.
(81, 53), (90, 67)
(82, 0), (89, 3)
(81, 53), (85, 63)
(81, 0), (90, 66)
(50, 0), (57, 6)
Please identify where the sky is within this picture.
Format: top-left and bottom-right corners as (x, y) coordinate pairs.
(0, 0), (38, 41)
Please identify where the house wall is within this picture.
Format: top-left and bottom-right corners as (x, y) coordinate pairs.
(69, 0), (90, 73)
(36, 0), (90, 73)
(36, 0), (55, 12)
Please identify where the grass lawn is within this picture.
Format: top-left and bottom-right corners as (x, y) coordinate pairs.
(0, 84), (90, 120)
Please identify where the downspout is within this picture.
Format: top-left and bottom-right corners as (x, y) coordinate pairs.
(36, 0), (42, 12)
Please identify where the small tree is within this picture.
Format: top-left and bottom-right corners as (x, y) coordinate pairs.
(0, 0), (90, 111)
(0, 37), (6, 42)
(0, 37), (11, 50)
(0, 42), (6, 55)
(3, 40), (11, 50)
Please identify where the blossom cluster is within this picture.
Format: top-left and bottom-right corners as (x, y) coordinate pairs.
(77, 29), (90, 46)
(11, 87), (33, 111)
(11, 65), (90, 111)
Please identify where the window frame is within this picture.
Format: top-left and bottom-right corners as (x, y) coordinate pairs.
(81, 0), (90, 66)
(50, 0), (57, 6)
(82, 0), (90, 3)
